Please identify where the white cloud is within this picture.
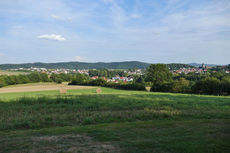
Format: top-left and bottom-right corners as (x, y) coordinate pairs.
(51, 14), (72, 21)
(75, 56), (87, 62)
(37, 34), (66, 41)
(51, 14), (61, 19)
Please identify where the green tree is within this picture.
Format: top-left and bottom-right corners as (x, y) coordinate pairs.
(56, 78), (63, 84)
(89, 78), (106, 86)
(172, 78), (190, 93)
(146, 64), (172, 85)
(69, 73), (87, 85)
(135, 76), (145, 84)
(28, 72), (42, 82)
(18, 75), (30, 84)
(192, 77), (221, 95)
(0, 77), (7, 88)
(220, 76), (230, 95)
(40, 73), (51, 82)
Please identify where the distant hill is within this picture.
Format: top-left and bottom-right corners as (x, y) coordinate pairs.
(188, 63), (219, 67)
(0, 61), (195, 70)
(0, 61), (150, 70)
(166, 63), (194, 70)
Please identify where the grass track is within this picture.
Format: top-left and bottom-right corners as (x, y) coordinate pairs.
(0, 119), (229, 153)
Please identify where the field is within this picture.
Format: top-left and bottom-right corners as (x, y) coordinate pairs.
(0, 83), (230, 153)
(0, 82), (94, 95)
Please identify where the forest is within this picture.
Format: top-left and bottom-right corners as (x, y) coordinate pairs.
(0, 61), (196, 70)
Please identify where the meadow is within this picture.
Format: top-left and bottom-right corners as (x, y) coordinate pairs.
(0, 83), (230, 153)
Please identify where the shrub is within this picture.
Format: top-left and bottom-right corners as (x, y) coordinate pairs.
(151, 82), (173, 92)
(0, 78), (7, 88)
(89, 78), (107, 86)
(69, 77), (146, 91)
(112, 83), (146, 91)
(0, 83), (4, 88)
(172, 78), (190, 93)
(56, 79), (63, 84)
(192, 77), (221, 95)
(69, 73), (87, 85)
(219, 78), (230, 95)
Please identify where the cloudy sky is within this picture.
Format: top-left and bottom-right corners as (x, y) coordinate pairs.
(0, 0), (230, 64)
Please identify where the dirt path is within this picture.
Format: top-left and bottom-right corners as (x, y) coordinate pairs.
(1, 134), (120, 153)
(0, 84), (94, 93)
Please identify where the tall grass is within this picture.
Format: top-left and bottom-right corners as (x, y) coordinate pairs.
(0, 94), (229, 131)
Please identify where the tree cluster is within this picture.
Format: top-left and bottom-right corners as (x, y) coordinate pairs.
(0, 73), (88, 87)
(88, 69), (127, 78)
(146, 64), (230, 95)
(69, 74), (145, 91)
(0, 73), (50, 87)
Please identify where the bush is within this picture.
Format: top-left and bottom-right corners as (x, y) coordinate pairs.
(0, 83), (4, 88)
(172, 78), (190, 93)
(219, 78), (230, 95)
(69, 77), (146, 91)
(89, 78), (107, 86)
(56, 79), (62, 84)
(151, 82), (173, 92)
(192, 77), (221, 95)
(110, 83), (145, 91)
(0, 77), (7, 88)
(69, 73), (87, 85)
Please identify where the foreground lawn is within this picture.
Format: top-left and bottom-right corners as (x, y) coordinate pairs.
(0, 90), (230, 153)
(1, 119), (229, 153)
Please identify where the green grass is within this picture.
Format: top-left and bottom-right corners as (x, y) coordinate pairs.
(0, 87), (230, 153)
(3, 82), (58, 88)
(0, 87), (148, 101)
(1, 119), (229, 153)
(1, 84), (229, 101)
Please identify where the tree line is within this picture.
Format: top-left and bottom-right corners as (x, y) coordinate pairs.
(0, 61), (150, 70)
(68, 73), (145, 91)
(145, 64), (230, 95)
(88, 69), (128, 77)
(0, 73), (50, 87)
(0, 73), (82, 87)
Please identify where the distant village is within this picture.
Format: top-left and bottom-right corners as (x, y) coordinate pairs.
(5, 63), (230, 83)
(170, 63), (229, 74)
(7, 68), (140, 83)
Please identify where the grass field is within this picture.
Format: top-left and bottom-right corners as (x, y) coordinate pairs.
(0, 83), (230, 153)
(0, 82), (145, 101)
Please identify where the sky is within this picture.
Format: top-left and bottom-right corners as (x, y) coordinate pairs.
(0, 0), (230, 64)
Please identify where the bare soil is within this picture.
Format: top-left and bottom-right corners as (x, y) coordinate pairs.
(8, 134), (119, 153)
(0, 84), (94, 93)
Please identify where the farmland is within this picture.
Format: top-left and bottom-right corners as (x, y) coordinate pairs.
(0, 83), (230, 153)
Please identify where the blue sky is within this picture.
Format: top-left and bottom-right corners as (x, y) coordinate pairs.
(0, 0), (230, 64)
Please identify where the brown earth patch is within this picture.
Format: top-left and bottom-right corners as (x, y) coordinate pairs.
(26, 134), (119, 153)
(0, 84), (94, 93)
